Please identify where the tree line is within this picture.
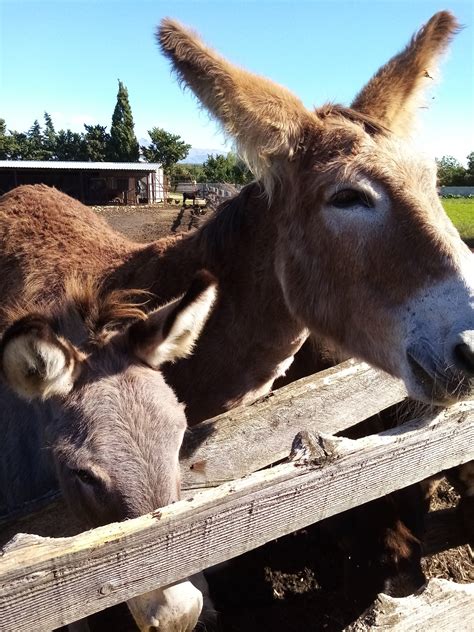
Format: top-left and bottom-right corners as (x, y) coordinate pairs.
(436, 154), (474, 187)
(0, 79), (254, 185)
(0, 81), (189, 166)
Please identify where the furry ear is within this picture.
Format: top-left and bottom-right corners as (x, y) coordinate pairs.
(157, 18), (314, 184)
(0, 316), (83, 400)
(129, 270), (217, 368)
(351, 11), (460, 136)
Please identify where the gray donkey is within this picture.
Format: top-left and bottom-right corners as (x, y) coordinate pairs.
(0, 271), (217, 631)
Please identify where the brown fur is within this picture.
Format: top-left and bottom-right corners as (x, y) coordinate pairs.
(1, 13), (472, 423)
(352, 12), (460, 135)
(0, 14), (472, 611)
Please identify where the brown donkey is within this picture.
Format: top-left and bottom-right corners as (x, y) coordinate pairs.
(0, 7), (473, 615)
(0, 273), (218, 631)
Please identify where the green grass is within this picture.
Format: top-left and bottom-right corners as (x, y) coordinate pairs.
(442, 198), (474, 246)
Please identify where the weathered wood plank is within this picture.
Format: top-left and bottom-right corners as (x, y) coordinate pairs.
(181, 359), (407, 487)
(346, 578), (474, 631)
(0, 360), (405, 528)
(0, 402), (472, 631)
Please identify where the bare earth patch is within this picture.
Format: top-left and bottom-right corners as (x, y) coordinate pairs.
(93, 202), (207, 242)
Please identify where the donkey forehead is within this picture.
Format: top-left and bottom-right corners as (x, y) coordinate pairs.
(310, 125), (437, 188)
(51, 369), (186, 485)
(356, 136), (437, 184)
(63, 366), (186, 434)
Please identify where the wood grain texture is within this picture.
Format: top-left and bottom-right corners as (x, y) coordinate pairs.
(0, 401), (472, 631)
(346, 578), (474, 631)
(181, 359), (407, 487)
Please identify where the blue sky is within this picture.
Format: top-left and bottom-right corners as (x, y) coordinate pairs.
(1, 0), (473, 163)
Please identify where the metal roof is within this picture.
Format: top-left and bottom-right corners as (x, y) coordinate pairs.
(0, 160), (161, 171)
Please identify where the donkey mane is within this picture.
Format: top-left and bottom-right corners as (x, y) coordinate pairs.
(1, 276), (150, 348)
(316, 104), (389, 137)
(63, 277), (150, 344)
(196, 181), (267, 268)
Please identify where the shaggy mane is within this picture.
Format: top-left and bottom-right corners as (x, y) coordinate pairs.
(1, 275), (151, 347)
(196, 181), (267, 268)
(317, 103), (389, 137)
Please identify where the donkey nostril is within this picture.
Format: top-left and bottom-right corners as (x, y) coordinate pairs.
(454, 343), (474, 376)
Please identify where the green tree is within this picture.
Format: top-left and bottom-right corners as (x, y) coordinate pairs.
(465, 151), (474, 185)
(7, 131), (29, 159)
(84, 124), (110, 161)
(229, 152), (253, 185)
(42, 112), (57, 160)
(436, 156), (466, 187)
(202, 152), (253, 184)
(109, 80), (139, 161)
(185, 163), (206, 182)
(168, 163), (206, 187)
(26, 119), (48, 159)
(142, 127), (191, 174)
(202, 153), (232, 182)
(3, 121), (44, 160)
(436, 155), (466, 186)
(55, 129), (87, 160)
(0, 119), (18, 159)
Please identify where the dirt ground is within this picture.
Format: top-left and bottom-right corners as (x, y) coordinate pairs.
(92, 202), (207, 242)
(2, 201), (472, 631)
(91, 201), (473, 630)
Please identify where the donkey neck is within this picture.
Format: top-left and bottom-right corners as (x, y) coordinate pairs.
(122, 183), (307, 424)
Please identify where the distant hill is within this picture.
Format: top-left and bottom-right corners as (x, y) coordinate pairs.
(180, 147), (227, 164)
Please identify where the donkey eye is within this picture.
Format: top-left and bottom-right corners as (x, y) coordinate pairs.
(330, 189), (374, 209)
(73, 469), (98, 487)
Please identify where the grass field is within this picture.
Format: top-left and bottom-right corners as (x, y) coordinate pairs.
(442, 197), (474, 246)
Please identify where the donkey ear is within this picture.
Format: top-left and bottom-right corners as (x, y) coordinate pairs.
(0, 316), (83, 401)
(351, 11), (459, 136)
(158, 19), (313, 182)
(129, 270), (217, 368)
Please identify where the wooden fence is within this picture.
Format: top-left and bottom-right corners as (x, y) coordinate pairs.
(0, 359), (473, 630)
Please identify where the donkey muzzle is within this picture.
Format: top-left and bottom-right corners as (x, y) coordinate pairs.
(451, 330), (474, 377)
(127, 579), (203, 632)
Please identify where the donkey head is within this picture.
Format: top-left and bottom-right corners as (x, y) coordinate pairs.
(0, 271), (217, 632)
(158, 12), (474, 404)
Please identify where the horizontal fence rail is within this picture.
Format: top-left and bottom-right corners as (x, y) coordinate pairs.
(0, 360), (407, 524)
(181, 359), (407, 488)
(0, 400), (473, 630)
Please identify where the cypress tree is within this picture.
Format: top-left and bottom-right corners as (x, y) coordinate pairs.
(109, 80), (139, 161)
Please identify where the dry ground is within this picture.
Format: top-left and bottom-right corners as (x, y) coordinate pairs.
(92, 202), (207, 242)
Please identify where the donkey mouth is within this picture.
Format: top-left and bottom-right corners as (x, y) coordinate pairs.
(407, 349), (472, 404)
